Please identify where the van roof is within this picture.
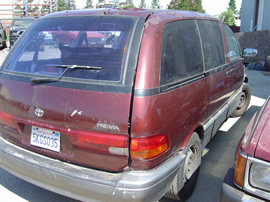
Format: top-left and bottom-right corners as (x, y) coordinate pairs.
(43, 8), (219, 22)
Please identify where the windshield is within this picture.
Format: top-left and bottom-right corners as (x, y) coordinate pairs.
(4, 16), (136, 82)
(12, 19), (35, 27)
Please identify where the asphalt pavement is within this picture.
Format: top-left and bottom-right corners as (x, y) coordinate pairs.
(0, 48), (269, 201)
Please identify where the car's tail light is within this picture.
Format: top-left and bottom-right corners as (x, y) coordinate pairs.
(67, 130), (129, 156)
(0, 111), (13, 125)
(234, 151), (247, 187)
(0, 111), (18, 132)
(130, 134), (169, 160)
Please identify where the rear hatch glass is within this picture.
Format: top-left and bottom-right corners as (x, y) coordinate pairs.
(0, 16), (139, 172)
(5, 16), (135, 82)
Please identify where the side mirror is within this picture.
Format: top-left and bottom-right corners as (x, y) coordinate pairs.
(6, 24), (10, 28)
(242, 48), (258, 57)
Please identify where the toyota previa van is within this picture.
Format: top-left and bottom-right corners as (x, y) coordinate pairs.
(0, 8), (251, 201)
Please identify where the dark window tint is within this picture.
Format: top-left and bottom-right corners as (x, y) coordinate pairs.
(161, 20), (203, 85)
(197, 20), (225, 70)
(4, 17), (136, 82)
(223, 24), (241, 61)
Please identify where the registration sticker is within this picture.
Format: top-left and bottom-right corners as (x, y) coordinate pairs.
(30, 126), (60, 152)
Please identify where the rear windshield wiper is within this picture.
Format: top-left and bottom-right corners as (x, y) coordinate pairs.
(31, 65), (102, 83)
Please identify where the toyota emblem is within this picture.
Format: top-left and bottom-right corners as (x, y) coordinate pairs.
(35, 108), (44, 118)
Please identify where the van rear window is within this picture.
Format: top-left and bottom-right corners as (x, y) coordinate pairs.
(4, 16), (136, 82)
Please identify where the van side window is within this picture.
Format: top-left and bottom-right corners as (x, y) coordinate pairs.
(223, 24), (241, 61)
(197, 20), (225, 70)
(160, 20), (203, 85)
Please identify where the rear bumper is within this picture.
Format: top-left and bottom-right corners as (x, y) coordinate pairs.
(0, 136), (185, 202)
(220, 168), (264, 202)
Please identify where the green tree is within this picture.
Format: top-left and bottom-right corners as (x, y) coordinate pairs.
(85, 0), (93, 8)
(196, 0), (203, 11)
(219, 8), (236, 26)
(168, 0), (205, 13)
(125, 0), (135, 7)
(98, 0), (105, 3)
(57, 0), (76, 11)
(139, 0), (146, 8)
(152, 0), (160, 9)
(229, 0), (236, 12)
(57, 0), (68, 11)
(68, 0), (76, 10)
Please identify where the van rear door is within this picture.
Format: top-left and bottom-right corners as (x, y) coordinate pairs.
(0, 15), (144, 172)
(197, 20), (232, 118)
(223, 24), (244, 94)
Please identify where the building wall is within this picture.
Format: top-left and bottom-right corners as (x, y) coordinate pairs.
(236, 30), (270, 63)
(240, 0), (256, 32)
(257, 0), (270, 30)
(241, 0), (270, 32)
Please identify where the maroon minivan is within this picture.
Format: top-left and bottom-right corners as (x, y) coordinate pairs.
(0, 8), (250, 201)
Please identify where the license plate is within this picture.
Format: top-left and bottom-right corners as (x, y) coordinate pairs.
(31, 126), (60, 152)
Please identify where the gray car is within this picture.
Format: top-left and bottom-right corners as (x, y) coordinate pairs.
(0, 22), (7, 49)
(8, 17), (35, 48)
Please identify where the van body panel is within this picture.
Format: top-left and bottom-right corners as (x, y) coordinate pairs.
(0, 78), (131, 171)
(205, 66), (232, 118)
(131, 77), (208, 169)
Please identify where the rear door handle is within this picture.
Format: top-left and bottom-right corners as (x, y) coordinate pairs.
(226, 68), (234, 75)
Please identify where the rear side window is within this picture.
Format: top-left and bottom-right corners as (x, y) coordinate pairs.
(161, 20), (203, 85)
(197, 20), (225, 70)
(223, 24), (241, 61)
(4, 16), (136, 82)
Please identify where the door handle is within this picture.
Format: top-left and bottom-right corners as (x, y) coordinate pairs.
(226, 68), (234, 75)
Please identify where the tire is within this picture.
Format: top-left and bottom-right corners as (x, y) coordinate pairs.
(231, 83), (251, 117)
(165, 132), (201, 201)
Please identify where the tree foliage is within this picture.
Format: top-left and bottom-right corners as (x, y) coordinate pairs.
(139, 0), (146, 8)
(85, 0), (93, 8)
(57, 0), (76, 11)
(152, 0), (160, 9)
(219, 8), (236, 26)
(168, 0), (205, 13)
(120, 0), (135, 8)
(229, 0), (236, 12)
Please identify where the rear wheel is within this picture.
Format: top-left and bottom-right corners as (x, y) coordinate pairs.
(165, 132), (201, 201)
(231, 83), (251, 117)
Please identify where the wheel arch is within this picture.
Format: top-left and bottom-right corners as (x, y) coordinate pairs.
(194, 125), (204, 141)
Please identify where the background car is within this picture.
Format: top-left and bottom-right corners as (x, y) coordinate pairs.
(0, 21), (7, 49)
(221, 96), (270, 201)
(51, 28), (105, 48)
(7, 17), (36, 48)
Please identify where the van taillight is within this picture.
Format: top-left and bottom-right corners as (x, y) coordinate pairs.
(130, 134), (169, 160)
(68, 130), (129, 156)
(0, 111), (18, 132)
(0, 111), (13, 125)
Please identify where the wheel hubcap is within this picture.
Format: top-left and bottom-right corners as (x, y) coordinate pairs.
(238, 92), (246, 108)
(184, 145), (199, 181)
